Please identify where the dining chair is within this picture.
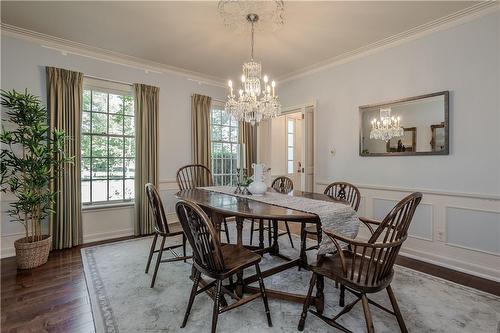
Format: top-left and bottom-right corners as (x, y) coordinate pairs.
(298, 192), (423, 333)
(176, 164), (231, 243)
(249, 176), (295, 248)
(145, 183), (192, 288)
(176, 199), (272, 333)
(302, 182), (361, 252)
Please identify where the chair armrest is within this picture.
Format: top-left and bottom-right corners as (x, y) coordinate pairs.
(358, 217), (382, 234)
(323, 230), (370, 248)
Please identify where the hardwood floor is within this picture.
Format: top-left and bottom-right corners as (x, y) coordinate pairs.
(1, 235), (498, 333)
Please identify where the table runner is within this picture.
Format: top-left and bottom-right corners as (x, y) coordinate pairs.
(200, 186), (359, 254)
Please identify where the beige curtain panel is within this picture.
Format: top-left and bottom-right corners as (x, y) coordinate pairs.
(46, 66), (83, 250)
(239, 121), (256, 170)
(191, 94), (212, 168)
(134, 83), (159, 236)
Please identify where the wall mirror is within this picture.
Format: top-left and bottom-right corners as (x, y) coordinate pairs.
(359, 91), (449, 156)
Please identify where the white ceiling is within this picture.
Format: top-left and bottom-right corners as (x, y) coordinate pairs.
(1, 1), (479, 81)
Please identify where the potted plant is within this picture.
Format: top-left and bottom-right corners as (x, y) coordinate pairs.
(1, 89), (72, 269)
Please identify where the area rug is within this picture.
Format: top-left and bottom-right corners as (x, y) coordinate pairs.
(82, 232), (500, 333)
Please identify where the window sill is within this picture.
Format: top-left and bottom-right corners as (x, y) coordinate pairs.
(82, 202), (134, 212)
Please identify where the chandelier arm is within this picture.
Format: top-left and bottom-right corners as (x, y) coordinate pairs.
(251, 20), (255, 60)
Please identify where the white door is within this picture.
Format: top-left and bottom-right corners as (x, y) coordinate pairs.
(301, 106), (314, 192)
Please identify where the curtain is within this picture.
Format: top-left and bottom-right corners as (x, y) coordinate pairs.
(239, 121), (256, 170)
(46, 67), (83, 249)
(191, 94), (212, 168)
(134, 84), (159, 236)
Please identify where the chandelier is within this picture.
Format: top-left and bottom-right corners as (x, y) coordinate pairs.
(369, 108), (404, 142)
(224, 13), (281, 126)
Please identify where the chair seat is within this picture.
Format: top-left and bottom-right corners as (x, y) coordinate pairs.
(220, 244), (262, 275)
(312, 251), (392, 293)
(304, 225), (320, 234)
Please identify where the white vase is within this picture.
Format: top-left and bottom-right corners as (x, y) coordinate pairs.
(248, 163), (267, 196)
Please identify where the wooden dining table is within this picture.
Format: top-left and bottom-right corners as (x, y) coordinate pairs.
(175, 187), (346, 313)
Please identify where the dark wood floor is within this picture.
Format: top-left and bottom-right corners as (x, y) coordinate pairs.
(1, 235), (499, 333)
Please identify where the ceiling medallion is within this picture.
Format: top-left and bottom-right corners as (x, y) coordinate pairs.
(218, 0), (284, 33)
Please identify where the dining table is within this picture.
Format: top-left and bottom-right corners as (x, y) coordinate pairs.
(175, 187), (351, 313)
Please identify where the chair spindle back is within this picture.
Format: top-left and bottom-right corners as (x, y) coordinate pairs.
(145, 183), (170, 234)
(324, 182), (361, 211)
(176, 200), (225, 273)
(271, 176), (294, 194)
(176, 164), (214, 190)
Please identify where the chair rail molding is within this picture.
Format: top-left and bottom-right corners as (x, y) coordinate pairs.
(316, 180), (500, 282)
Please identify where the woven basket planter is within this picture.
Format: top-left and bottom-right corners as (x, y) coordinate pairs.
(14, 235), (52, 269)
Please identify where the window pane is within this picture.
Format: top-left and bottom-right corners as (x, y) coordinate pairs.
(109, 137), (124, 157)
(288, 161), (294, 174)
(221, 112), (231, 126)
(211, 109), (221, 125)
(83, 90), (91, 111)
(222, 126), (230, 142)
(124, 179), (134, 199)
(288, 119), (294, 133)
(92, 91), (107, 112)
(109, 94), (123, 114)
(92, 180), (107, 201)
(124, 137), (135, 157)
(125, 158), (135, 178)
(91, 136), (107, 157)
(82, 158), (91, 180)
(109, 114), (123, 135)
(123, 96), (134, 115)
(222, 143), (231, 158)
(92, 158), (107, 179)
(213, 159), (221, 174)
(288, 147), (294, 160)
(82, 111), (91, 133)
(91, 112), (107, 134)
(230, 126), (238, 142)
(124, 116), (134, 135)
(81, 135), (91, 157)
(82, 181), (90, 203)
(212, 125), (221, 141)
(288, 134), (294, 146)
(212, 142), (222, 154)
(230, 116), (238, 127)
(109, 180), (124, 200)
(109, 158), (124, 179)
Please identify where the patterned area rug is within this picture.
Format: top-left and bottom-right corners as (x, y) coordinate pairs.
(82, 232), (500, 333)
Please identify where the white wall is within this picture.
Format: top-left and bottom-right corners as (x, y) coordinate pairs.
(1, 35), (225, 257)
(278, 11), (500, 280)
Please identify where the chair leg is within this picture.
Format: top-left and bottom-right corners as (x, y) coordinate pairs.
(250, 219), (255, 245)
(223, 219), (230, 244)
(361, 294), (375, 333)
(150, 235), (166, 288)
(387, 285), (408, 333)
(211, 279), (223, 333)
(145, 233), (158, 273)
(181, 268), (201, 328)
(284, 221), (294, 248)
(298, 272), (317, 331)
(268, 220), (272, 248)
(182, 235), (187, 263)
(339, 284), (345, 307)
(255, 264), (272, 327)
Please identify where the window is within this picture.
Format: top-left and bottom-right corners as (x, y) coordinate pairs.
(210, 103), (239, 186)
(287, 118), (294, 174)
(81, 82), (135, 205)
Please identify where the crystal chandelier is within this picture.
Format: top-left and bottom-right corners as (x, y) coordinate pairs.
(369, 108), (404, 142)
(224, 13), (281, 126)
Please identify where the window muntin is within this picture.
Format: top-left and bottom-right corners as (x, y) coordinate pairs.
(81, 86), (135, 205)
(287, 118), (294, 174)
(211, 105), (239, 186)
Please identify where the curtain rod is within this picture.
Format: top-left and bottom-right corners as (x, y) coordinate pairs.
(84, 74), (133, 87)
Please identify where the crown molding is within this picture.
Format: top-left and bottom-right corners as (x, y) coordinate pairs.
(0, 23), (226, 88)
(278, 1), (500, 83)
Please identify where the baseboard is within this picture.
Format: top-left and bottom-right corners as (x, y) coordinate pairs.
(82, 228), (135, 244)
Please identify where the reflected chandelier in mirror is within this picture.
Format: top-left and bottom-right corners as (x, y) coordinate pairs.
(360, 91), (449, 156)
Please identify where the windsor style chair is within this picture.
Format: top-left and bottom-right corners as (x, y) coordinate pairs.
(176, 199), (272, 333)
(298, 192), (422, 333)
(249, 176), (295, 248)
(302, 182), (361, 251)
(176, 164), (231, 243)
(144, 183), (191, 288)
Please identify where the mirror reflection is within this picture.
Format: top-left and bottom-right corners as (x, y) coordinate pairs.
(360, 91), (449, 156)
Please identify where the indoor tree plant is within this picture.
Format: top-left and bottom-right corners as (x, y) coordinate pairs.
(1, 89), (72, 269)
